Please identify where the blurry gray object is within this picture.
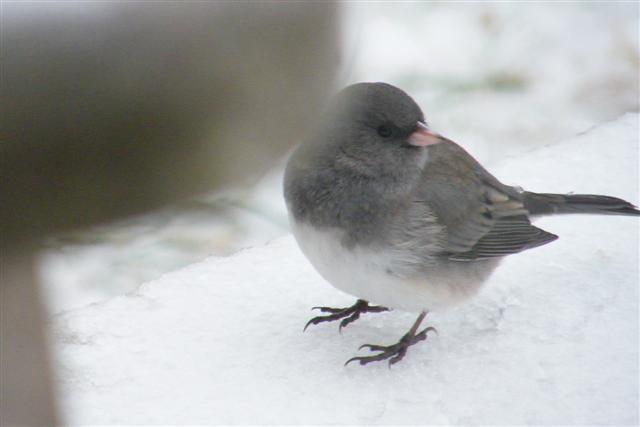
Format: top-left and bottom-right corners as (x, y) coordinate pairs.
(2, 1), (337, 243)
(0, 2), (337, 426)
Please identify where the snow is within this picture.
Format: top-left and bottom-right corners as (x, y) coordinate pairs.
(52, 113), (639, 425)
(38, 190), (288, 313)
(342, 2), (639, 164)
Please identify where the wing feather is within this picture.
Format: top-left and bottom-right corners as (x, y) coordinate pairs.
(415, 140), (558, 261)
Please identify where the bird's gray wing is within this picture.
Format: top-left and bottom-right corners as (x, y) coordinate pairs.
(416, 140), (558, 261)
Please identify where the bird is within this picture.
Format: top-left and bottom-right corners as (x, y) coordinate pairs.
(283, 82), (640, 367)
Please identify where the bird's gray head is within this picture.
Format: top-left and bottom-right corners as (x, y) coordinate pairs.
(284, 83), (443, 237)
(315, 82), (441, 177)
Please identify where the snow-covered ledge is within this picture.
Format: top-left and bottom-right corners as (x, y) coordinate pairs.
(53, 114), (639, 425)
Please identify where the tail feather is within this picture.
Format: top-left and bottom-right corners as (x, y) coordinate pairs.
(522, 191), (640, 216)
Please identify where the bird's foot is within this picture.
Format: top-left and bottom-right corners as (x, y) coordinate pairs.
(304, 299), (389, 332)
(345, 313), (436, 367)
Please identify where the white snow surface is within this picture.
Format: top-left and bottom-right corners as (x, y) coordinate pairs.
(53, 114), (639, 425)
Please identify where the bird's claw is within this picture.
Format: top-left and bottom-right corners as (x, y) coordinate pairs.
(345, 325), (437, 367)
(358, 343), (387, 352)
(311, 306), (344, 314)
(338, 312), (362, 332)
(303, 300), (389, 332)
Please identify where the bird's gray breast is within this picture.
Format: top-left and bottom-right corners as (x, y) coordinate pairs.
(284, 152), (444, 275)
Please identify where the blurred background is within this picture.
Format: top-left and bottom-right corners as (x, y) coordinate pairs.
(36, 2), (639, 315)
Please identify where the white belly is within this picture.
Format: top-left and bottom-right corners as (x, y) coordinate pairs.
(290, 220), (498, 313)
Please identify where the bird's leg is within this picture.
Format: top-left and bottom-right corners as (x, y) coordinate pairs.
(304, 299), (390, 332)
(345, 311), (436, 367)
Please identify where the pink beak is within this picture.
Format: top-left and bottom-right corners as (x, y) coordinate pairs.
(408, 122), (442, 147)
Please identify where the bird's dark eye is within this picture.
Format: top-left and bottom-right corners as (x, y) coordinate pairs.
(377, 125), (393, 138)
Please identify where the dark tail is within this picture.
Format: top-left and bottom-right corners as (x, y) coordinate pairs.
(522, 191), (640, 216)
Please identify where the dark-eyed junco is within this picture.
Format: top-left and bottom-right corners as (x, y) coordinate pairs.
(283, 82), (639, 367)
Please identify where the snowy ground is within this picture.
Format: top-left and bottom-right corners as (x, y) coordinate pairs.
(52, 114), (639, 425)
(38, 2), (639, 314)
